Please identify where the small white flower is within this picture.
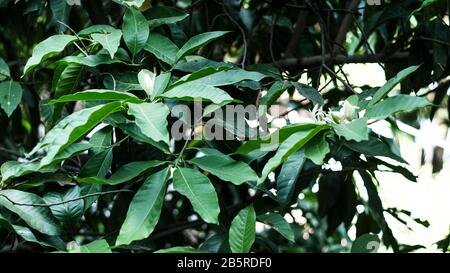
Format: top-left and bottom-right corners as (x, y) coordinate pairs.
(339, 100), (359, 122)
(138, 69), (156, 97)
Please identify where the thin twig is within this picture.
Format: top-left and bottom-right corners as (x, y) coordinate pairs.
(222, 1), (247, 68)
(322, 64), (357, 94)
(0, 189), (134, 207)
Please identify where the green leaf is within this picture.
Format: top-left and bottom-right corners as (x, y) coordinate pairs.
(292, 82), (324, 106)
(260, 81), (291, 107)
(0, 57), (10, 80)
(68, 239), (111, 253)
(369, 65), (420, 106)
(0, 80), (23, 117)
(23, 34), (77, 74)
(78, 24), (118, 36)
(144, 33), (179, 66)
(107, 114), (169, 152)
(92, 29), (122, 59)
(50, 0), (71, 32)
(161, 83), (235, 104)
(0, 212), (65, 250)
(103, 72), (143, 92)
(113, 0), (145, 8)
(0, 189), (61, 235)
(56, 51), (124, 67)
(144, 6), (188, 27)
(345, 137), (406, 164)
(29, 102), (123, 166)
(304, 134), (330, 165)
(116, 168), (169, 246)
(259, 126), (329, 184)
(174, 68), (267, 87)
(236, 123), (320, 155)
(173, 56), (234, 73)
(189, 154), (258, 185)
(52, 64), (85, 120)
(351, 234), (380, 253)
(365, 95), (431, 120)
(359, 171), (384, 222)
(332, 118), (369, 142)
(49, 89), (141, 104)
(173, 167), (220, 224)
(44, 186), (84, 225)
(155, 247), (208, 253)
(277, 150), (306, 207)
(77, 160), (165, 185)
(258, 213), (294, 242)
(122, 7), (149, 59)
(79, 149), (113, 178)
(1, 143), (91, 182)
(229, 205), (256, 253)
(89, 126), (112, 154)
(176, 31), (229, 62)
(127, 102), (170, 145)
(152, 72), (171, 100)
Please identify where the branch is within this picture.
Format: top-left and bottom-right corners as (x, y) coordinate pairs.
(284, 10), (309, 57)
(0, 189), (134, 207)
(276, 52), (410, 69)
(333, 0), (361, 53)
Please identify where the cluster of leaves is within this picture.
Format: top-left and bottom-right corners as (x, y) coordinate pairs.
(0, 0), (447, 253)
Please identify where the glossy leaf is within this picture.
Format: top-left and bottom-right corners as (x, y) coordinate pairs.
(365, 95), (431, 120)
(103, 72), (143, 92)
(78, 24), (117, 36)
(127, 102), (170, 145)
(152, 72), (171, 100)
(0, 80), (23, 117)
(259, 126), (329, 184)
(116, 168), (169, 246)
(0, 57), (10, 80)
(229, 205), (256, 253)
(144, 33), (179, 65)
(161, 83), (235, 104)
(122, 7), (149, 59)
(49, 89), (140, 104)
(44, 186), (84, 225)
(332, 118), (369, 142)
(258, 213), (295, 242)
(369, 65), (420, 106)
(0, 212), (65, 250)
(176, 31), (229, 62)
(79, 149), (113, 178)
(77, 160), (165, 185)
(292, 82), (324, 106)
(155, 247), (208, 253)
(173, 167), (220, 224)
(68, 239), (111, 253)
(1, 143), (91, 182)
(29, 102), (123, 166)
(304, 134), (330, 165)
(277, 150), (306, 207)
(189, 154), (258, 185)
(23, 34), (77, 74)
(0, 189), (61, 235)
(91, 29), (122, 59)
(145, 6), (188, 27)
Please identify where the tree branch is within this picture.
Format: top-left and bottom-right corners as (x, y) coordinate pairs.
(276, 52), (410, 69)
(0, 189), (134, 207)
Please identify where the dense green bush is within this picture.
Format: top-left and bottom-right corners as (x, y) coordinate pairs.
(0, 0), (448, 253)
